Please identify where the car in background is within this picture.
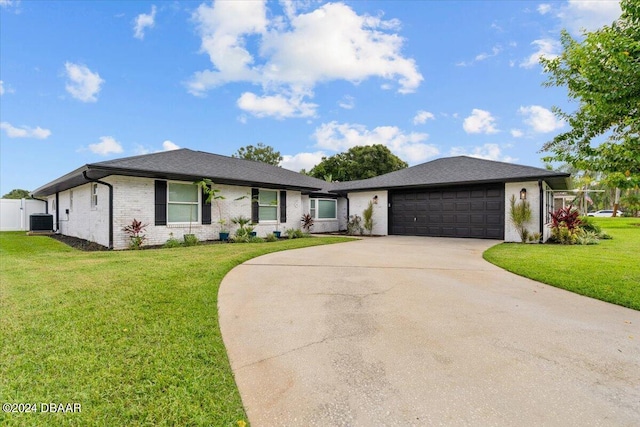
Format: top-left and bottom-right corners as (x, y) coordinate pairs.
(587, 209), (624, 217)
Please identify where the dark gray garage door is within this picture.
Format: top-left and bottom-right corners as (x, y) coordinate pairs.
(390, 184), (504, 239)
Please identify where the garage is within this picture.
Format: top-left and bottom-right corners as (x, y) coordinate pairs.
(389, 184), (504, 239)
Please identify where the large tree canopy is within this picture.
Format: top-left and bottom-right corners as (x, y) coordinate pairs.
(540, 0), (639, 175)
(232, 143), (282, 166)
(309, 144), (408, 182)
(2, 189), (31, 199)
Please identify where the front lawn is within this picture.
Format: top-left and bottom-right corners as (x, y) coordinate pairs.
(0, 233), (353, 426)
(483, 218), (640, 310)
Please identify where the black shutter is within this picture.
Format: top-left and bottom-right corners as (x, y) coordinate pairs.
(280, 190), (287, 223)
(154, 180), (167, 226)
(201, 184), (212, 225)
(251, 188), (259, 223)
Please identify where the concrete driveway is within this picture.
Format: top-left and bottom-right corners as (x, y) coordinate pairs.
(219, 236), (640, 426)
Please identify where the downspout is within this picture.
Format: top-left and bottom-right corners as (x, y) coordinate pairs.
(55, 192), (60, 232)
(83, 171), (114, 250)
(538, 180), (544, 243)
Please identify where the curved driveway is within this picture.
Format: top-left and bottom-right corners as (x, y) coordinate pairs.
(219, 236), (640, 426)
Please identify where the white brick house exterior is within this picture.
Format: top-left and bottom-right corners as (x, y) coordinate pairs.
(33, 149), (569, 249)
(46, 176), (339, 250)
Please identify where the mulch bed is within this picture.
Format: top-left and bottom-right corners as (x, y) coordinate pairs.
(50, 234), (109, 251)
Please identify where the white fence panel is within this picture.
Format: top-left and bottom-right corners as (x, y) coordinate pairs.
(0, 199), (47, 231)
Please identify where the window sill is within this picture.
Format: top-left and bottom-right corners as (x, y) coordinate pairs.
(167, 224), (202, 228)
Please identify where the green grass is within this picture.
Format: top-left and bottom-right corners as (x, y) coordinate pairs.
(0, 233), (354, 426)
(483, 218), (640, 310)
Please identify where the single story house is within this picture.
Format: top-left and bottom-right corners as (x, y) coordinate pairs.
(31, 148), (569, 249)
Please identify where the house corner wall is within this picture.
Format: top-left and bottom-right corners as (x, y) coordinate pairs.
(50, 182), (110, 248)
(504, 181), (542, 243)
(347, 191), (388, 235)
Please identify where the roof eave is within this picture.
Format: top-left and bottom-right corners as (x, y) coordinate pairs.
(330, 173), (571, 194)
(32, 164), (323, 197)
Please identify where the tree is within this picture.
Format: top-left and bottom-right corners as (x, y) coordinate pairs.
(232, 143), (282, 166)
(540, 0), (639, 181)
(309, 145), (408, 182)
(2, 189), (31, 199)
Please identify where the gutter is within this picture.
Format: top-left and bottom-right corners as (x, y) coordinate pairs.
(55, 192), (60, 232)
(83, 171), (114, 250)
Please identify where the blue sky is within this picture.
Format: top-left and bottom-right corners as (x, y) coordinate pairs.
(0, 0), (622, 195)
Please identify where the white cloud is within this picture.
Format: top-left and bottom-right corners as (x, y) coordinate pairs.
(133, 5), (157, 40)
(162, 140), (180, 151)
(518, 105), (564, 133)
(0, 80), (4, 95)
(559, 0), (621, 35)
(0, 122), (51, 139)
(134, 140), (180, 154)
(280, 151), (326, 172)
(133, 145), (150, 155)
(450, 143), (516, 163)
(520, 38), (560, 68)
(510, 129), (524, 138)
(463, 109), (499, 134)
(313, 121), (439, 164)
(237, 91), (317, 118)
(537, 4), (552, 15)
(338, 95), (355, 110)
(0, 0), (17, 8)
(64, 62), (104, 102)
(187, 1), (422, 114)
(413, 110), (435, 125)
(475, 45), (502, 62)
(88, 136), (123, 155)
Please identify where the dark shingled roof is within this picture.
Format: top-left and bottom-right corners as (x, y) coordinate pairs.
(32, 150), (570, 197)
(328, 156), (570, 193)
(32, 148), (328, 196)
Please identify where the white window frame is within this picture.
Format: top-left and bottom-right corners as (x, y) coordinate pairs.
(91, 183), (98, 210)
(167, 182), (201, 225)
(310, 198), (337, 220)
(258, 189), (278, 222)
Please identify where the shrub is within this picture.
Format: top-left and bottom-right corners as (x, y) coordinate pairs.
(363, 201), (374, 235)
(183, 234), (199, 246)
(301, 214), (314, 232)
(347, 215), (363, 235)
(551, 224), (578, 244)
(264, 233), (278, 242)
(549, 206), (581, 244)
(285, 228), (304, 239)
(231, 236), (248, 243)
(527, 232), (541, 243)
(576, 229), (600, 245)
(164, 233), (182, 248)
(579, 216), (602, 234)
(509, 195), (532, 242)
(122, 218), (148, 250)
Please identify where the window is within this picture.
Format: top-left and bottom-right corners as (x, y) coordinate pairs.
(91, 183), (98, 209)
(545, 187), (554, 224)
(69, 190), (74, 212)
(258, 190), (278, 221)
(51, 199), (56, 211)
(310, 198), (337, 220)
(168, 183), (199, 223)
